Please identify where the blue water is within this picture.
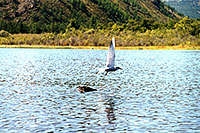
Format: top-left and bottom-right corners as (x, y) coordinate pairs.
(0, 49), (200, 132)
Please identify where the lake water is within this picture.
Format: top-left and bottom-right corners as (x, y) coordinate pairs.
(0, 48), (199, 132)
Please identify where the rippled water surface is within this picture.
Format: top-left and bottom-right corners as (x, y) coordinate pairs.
(0, 48), (200, 132)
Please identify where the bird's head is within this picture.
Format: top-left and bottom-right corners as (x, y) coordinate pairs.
(116, 67), (122, 70)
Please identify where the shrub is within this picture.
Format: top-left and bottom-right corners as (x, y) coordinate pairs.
(0, 30), (10, 37)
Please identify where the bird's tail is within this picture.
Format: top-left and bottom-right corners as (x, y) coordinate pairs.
(96, 68), (105, 74)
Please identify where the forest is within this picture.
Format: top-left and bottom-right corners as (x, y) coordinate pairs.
(0, 17), (200, 49)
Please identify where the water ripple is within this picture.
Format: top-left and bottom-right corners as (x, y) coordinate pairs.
(0, 49), (200, 132)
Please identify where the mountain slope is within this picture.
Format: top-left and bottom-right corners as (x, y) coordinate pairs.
(162, 0), (200, 18)
(0, 0), (182, 33)
(0, 0), (181, 23)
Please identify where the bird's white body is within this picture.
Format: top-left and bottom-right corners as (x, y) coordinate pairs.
(97, 37), (121, 75)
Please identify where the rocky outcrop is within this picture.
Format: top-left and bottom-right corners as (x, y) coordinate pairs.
(16, 0), (35, 15)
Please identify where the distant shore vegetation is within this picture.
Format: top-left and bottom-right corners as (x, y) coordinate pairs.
(0, 17), (200, 49)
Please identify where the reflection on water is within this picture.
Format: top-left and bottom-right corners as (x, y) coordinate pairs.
(104, 96), (116, 124)
(0, 49), (200, 132)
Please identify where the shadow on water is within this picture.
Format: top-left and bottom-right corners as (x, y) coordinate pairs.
(102, 95), (116, 124)
(96, 90), (118, 131)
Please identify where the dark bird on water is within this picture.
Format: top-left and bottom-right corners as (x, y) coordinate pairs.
(97, 37), (122, 75)
(78, 86), (97, 93)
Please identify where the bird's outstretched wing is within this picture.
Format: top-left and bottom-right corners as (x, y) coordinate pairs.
(106, 37), (115, 68)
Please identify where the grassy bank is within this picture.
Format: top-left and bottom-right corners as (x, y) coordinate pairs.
(0, 27), (200, 50)
(0, 44), (200, 50)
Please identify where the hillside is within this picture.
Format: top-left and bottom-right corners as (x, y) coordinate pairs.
(163, 0), (200, 18)
(0, 0), (182, 33)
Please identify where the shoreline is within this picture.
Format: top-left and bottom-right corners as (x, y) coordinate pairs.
(0, 45), (200, 50)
